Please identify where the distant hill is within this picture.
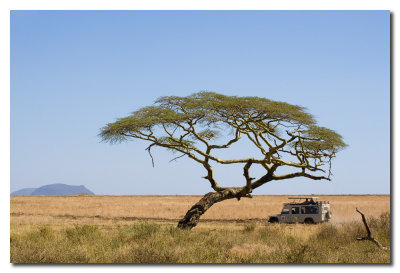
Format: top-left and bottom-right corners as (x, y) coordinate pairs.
(11, 183), (95, 196)
(10, 188), (37, 195)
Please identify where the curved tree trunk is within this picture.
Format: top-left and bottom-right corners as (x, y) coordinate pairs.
(177, 189), (242, 229)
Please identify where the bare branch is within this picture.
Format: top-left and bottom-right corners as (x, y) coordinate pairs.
(249, 164), (280, 190)
(258, 133), (274, 149)
(209, 128), (241, 149)
(187, 120), (210, 148)
(273, 171), (330, 181)
(162, 123), (174, 138)
(169, 154), (186, 163)
(145, 143), (156, 167)
(356, 208), (388, 250)
(202, 161), (224, 192)
(243, 160), (254, 192)
(244, 132), (267, 155)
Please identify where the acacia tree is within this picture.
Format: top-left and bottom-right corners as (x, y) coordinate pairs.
(100, 92), (346, 229)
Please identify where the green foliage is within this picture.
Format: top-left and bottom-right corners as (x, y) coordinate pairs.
(196, 129), (220, 140)
(158, 136), (195, 147)
(99, 107), (189, 144)
(302, 126), (347, 152)
(99, 91), (347, 185)
(100, 91), (322, 144)
(155, 92), (315, 124)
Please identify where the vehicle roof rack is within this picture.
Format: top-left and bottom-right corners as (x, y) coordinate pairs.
(288, 196), (319, 199)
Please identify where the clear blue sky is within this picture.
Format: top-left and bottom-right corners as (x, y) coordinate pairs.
(11, 10), (390, 195)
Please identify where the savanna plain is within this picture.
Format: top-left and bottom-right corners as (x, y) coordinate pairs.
(10, 195), (390, 263)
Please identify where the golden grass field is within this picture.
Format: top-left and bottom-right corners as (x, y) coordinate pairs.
(11, 195), (390, 226)
(10, 195), (391, 263)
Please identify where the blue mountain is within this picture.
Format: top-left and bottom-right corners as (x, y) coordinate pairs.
(11, 183), (95, 196)
(10, 188), (37, 195)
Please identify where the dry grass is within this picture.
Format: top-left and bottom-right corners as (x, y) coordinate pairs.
(11, 195), (390, 226)
(10, 195), (391, 263)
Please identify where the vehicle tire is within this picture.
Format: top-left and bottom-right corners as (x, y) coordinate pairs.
(304, 218), (314, 224)
(269, 217), (279, 223)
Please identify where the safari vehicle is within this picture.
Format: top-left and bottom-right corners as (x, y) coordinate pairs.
(268, 197), (331, 224)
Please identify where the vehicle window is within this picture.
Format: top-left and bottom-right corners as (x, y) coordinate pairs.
(304, 206), (318, 214)
(281, 208), (289, 214)
(301, 207), (306, 214)
(291, 207), (299, 214)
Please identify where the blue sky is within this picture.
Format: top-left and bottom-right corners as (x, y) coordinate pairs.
(10, 10), (390, 195)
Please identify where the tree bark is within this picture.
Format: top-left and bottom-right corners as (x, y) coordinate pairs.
(177, 190), (241, 229)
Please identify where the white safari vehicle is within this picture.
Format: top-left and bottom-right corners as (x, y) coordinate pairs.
(268, 197), (331, 224)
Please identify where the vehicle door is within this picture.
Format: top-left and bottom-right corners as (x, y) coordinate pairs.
(290, 206), (300, 223)
(300, 206), (307, 223)
(303, 205), (319, 222)
(280, 207), (290, 223)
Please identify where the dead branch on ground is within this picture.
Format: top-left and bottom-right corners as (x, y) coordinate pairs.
(356, 208), (388, 250)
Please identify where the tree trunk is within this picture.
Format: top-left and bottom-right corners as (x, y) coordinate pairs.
(177, 190), (237, 229)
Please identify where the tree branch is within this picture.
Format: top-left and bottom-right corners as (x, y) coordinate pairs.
(243, 160), (254, 193)
(101, 92), (347, 197)
(209, 128), (241, 149)
(273, 171), (330, 181)
(356, 208), (388, 250)
(145, 143), (156, 167)
(169, 154), (186, 163)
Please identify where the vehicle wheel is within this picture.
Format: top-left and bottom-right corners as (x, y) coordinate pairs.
(304, 218), (314, 224)
(269, 217), (278, 223)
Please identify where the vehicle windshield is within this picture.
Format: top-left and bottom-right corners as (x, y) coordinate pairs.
(281, 208), (289, 214)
